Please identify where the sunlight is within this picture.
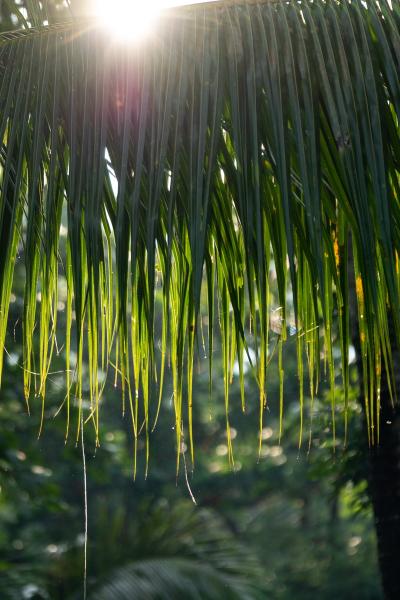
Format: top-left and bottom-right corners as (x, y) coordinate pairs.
(93, 0), (162, 42)
(92, 0), (218, 43)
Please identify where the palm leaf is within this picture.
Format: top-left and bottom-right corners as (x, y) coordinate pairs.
(86, 558), (259, 600)
(0, 0), (399, 466)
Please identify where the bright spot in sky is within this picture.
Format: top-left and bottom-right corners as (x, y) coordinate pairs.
(93, 0), (162, 42)
(93, 0), (218, 43)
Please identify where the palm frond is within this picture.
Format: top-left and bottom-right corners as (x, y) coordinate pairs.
(87, 558), (259, 600)
(0, 0), (399, 465)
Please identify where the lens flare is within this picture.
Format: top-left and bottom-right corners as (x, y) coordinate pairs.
(93, 0), (161, 43)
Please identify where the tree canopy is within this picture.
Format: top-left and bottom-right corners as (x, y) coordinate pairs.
(0, 0), (399, 468)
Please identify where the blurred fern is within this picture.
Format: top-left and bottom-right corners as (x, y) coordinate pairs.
(63, 500), (266, 599)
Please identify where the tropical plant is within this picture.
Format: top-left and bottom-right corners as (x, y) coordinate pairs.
(1, 0), (400, 597)
(82, 501), (265, 600)
(1, 481), (266, 599)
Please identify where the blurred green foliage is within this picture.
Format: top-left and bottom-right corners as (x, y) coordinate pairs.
(0, 296), (382, 598)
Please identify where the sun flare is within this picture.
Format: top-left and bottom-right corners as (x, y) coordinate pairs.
(92, 0), (218, 43)
(93, 0), (162, 42)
